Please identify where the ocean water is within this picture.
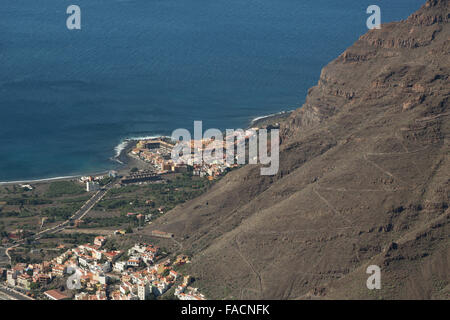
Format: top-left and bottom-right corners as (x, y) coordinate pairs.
(0, 0), (424, 181)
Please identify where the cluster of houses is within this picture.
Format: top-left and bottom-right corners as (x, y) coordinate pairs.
(130, 139), (181, 174)
(191, 163), (232, 179)
(131, 149), (176, 173)
(80, 171), (118, 191)
(4, 236), (118, 299)
(108, 244), (204, 300)
(178, 129), (260, 178)
(131, 134), (263, 179)
(6, 263), (48, 291)
(79, 171), (117, 184)
(2, 235), (206, 300)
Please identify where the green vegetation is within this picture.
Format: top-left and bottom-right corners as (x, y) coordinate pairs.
(98, 176), (114, 186)
(45, 181), (85, 197)
(159, 286), (176, 300)
(3, 197), (53, 206)
(41, 202), (84, 222)
(30, 282), (40, 290)
(108, 185), (140, 195)
(0, 228), (8, 238)
(90, 174), (213, 227)
(0, 211), (20, 217)
(60, 195), (91, 204)
(80, 216), (133, 228)
(40, 232), (96, 244)
(143, 174), (212, 211)
(1, 171), (214, 252)
(95, 199), (130, 210)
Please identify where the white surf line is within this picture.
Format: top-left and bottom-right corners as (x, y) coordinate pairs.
(250, 110), (293, 124)
(113, 135), (169, 158)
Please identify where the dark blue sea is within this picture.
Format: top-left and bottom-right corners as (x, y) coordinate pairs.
(0, 0), (424, 181)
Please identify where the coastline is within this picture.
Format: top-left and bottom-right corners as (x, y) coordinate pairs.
(0, 110), (293, 185)
(249, 110), (293, 127)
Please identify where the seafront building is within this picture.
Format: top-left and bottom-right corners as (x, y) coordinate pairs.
(130, 136), (250, 179)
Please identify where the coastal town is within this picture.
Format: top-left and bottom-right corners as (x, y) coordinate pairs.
(1, 0), (447, 308)
(75, 128), (262, 188)
(0, 123), (276, 300)
(0, 133), (258, 300)
(0, 137), (215, 300)
(127, 129), (261, 179)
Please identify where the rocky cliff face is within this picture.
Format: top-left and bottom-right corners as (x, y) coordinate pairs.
(143, 0), (449, 299)
(281, 0), (449, 141)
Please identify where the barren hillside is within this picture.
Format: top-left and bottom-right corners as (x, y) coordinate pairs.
(142, 0), (450, 299)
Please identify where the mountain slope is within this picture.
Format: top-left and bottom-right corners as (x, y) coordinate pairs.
(143, 0), (450, 299)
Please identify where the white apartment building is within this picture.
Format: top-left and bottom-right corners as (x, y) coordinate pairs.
(86, 181), (100, 192)
(137, 283), (150, 300)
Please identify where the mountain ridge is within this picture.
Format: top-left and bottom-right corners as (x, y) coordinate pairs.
(142, 0), (449, 299)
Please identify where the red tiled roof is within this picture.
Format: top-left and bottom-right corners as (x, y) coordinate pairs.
(44, 289), (69, 300)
